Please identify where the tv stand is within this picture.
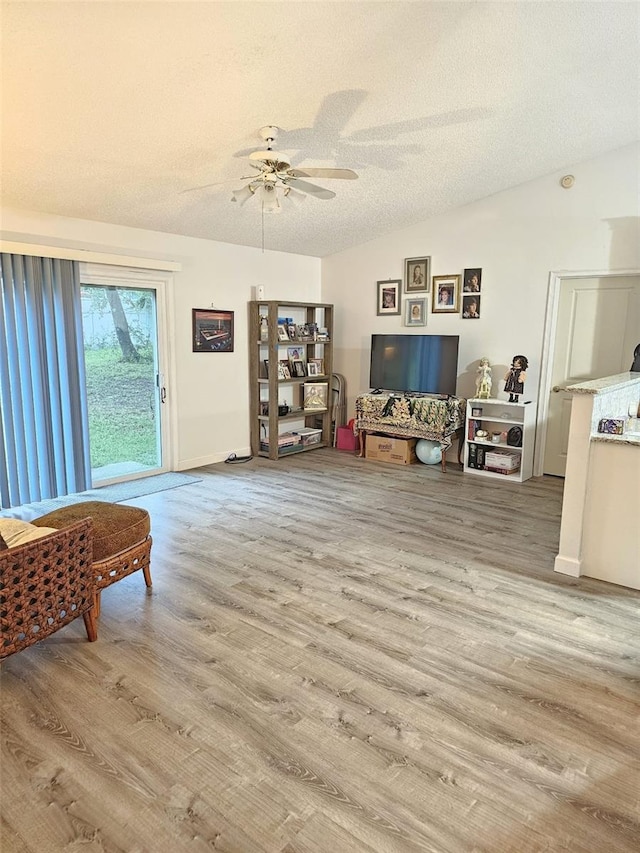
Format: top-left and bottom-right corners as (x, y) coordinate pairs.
(355, 393), (466, 471)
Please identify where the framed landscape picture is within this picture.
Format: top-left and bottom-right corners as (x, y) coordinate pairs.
(404, 257), (430, 293)
(377, 279), (401, 315)
(192, 309), (234, 352)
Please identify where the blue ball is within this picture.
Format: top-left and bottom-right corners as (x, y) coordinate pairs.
(416, 439), (442, 465)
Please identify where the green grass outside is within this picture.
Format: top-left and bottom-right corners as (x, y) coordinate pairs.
(84, 347), (158, 469)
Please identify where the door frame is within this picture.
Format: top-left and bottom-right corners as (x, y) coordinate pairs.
(80, 263), (177, 484)
(535, 267), (640, 476)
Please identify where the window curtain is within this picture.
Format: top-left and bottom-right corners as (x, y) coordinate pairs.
(0, 254), (91, 507)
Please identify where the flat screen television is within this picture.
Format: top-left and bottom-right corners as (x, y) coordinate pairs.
(369, 334), (459, 396)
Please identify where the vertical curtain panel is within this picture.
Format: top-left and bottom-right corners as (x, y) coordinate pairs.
(0, 254), (91, 507)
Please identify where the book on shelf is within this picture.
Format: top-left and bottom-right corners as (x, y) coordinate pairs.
(467, 418), (479, 440)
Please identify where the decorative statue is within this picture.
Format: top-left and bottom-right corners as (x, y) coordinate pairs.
(476, 357), (492, 399)
(504, 355), (529, 402)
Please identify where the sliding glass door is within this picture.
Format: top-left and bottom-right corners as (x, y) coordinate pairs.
(80, 267), (170, 485)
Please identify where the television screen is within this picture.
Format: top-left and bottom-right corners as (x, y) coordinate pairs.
(369, 334), (459, 396)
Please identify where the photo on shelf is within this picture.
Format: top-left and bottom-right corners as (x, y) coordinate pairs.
(277, 324), (290, 341)
(287, 346), (305, 363)
(307, 362), (319, 376)
(277, 361), (291, 380)
(309, 357), (324, 375)
(292, 359), (306, 378)
(287, 323), (298, 340)
(303, 382), (328, 410)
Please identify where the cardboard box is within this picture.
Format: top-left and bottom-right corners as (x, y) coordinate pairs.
(365, 435), (417, 465)
(484, 449), (520, 470)
(336, 426), (358, 452)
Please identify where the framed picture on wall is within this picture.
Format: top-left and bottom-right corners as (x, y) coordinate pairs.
(431, 276), (461, 314)
(404, 297), (427, 326)
(377, 279), (401, 315)
(463, 268), (482, 293)
(192, 309), (234, 352)
(404, 256), (430, 293)
(462, 294), (481, 319)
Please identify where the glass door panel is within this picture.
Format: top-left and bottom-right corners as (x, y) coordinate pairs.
(80, 283), (164, 484)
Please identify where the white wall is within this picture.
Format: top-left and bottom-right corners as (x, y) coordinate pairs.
(1, 209), (321, 469)
(322, 143), (640, 416)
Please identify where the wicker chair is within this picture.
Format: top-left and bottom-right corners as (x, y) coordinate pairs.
(0, 518), (98, 660)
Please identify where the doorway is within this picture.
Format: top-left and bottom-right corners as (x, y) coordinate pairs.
(80, 265), (171, 485)
(537, 272), (640, 477)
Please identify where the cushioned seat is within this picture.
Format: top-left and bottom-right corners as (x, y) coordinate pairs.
(32, 501), (152, 617)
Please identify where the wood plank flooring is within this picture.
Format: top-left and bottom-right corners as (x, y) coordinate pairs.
(1, 450), (639, 852)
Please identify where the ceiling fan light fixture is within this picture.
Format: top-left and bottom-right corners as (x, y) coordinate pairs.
(231, 184), (255, 205)
(260, 184), (280, 213)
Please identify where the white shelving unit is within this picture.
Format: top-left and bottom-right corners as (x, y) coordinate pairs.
(463, 397), (537, 483)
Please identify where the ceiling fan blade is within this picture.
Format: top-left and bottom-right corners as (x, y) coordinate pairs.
(286, 178), (336, 200)
(287, 167), (358, 180)
(180, 175), (255, 195)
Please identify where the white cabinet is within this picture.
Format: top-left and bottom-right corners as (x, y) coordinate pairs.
(463, 398), (536, 483)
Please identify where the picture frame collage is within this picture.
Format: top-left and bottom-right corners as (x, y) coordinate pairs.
(376, 260), (483, 322)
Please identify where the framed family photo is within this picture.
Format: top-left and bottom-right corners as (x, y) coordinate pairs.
(432, 275), (461, 314)
(376, 279), (401, 315)
(404, 297), (427, 327)
(404, 257), (430, 293)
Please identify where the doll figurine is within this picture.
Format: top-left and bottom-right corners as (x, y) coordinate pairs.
(504, 355), (528, 402)
(475, 357), (492, 399)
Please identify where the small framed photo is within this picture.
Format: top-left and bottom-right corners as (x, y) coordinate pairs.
(432, 276), (461, 313)
(463, 268), (482, 293)
(303, 382), (328, 410)
(377, 280), (401, 315)
(278, 361), (291, 380)
(404, 297), (427, 327)
(192, 309), (234, 352)
(404, 257), (430, 293)
(471, 406), (483, 417)
(292, 359), (306, 378)
(462, 294), (481, 319)
(307, 362), (319, 377)
(277, 324), (290, 341)
(287, 323), (298, 340)
(309, 356), (324, 375)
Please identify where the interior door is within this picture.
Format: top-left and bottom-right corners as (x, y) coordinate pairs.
(543, 275), (640, 476)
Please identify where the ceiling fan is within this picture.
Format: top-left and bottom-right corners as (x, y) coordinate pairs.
(231, 125), (358, 212)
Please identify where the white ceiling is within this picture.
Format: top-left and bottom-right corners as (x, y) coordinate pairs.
(2, 1), (639, 257)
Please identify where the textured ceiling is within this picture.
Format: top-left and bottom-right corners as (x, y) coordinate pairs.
(2, 1), (639, 257)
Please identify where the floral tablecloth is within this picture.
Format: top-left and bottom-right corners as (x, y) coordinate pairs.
(355, 394), (466, 450)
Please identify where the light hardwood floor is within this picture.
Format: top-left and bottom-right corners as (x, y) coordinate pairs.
(1, 450), (639, 853)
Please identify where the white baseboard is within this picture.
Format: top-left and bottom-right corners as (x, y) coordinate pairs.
(176, 447), (252, 470)
(554, 555), (582, 577)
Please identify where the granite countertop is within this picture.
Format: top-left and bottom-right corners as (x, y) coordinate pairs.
(591, 431), (640, 447)
(568, 372), (640, 395)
